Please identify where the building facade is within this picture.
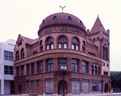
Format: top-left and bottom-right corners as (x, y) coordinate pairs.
(14, 12), (110, 95)
(0, 39), (15, 95)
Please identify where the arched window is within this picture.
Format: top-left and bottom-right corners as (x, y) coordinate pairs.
(53, 16), (58, 20)
(106, 47), (108, 60)
(45, 37), (54, 50)
(16, 51), (19, 61)
(82, 41), (86, 52)
(72, 37), (79, 50)
(98, 67), (100, 75)
(103, 46), (105, 59)
(95, 66), (97, 75)
(91, 65), (94, 75)
(58, 36), (68, 49)
(40, 40), (43, 52)
(21, 48), (24, 59)
(67, 16), (72, 20)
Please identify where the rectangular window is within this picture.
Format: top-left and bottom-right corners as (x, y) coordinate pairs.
(46, 79), (53, 94)
(51, 44), (54, 49)
(4, 65), (13, 75)
(4, 50), (8, 60)
(64, 44), (67, 48)
(47, 59), (53, 72)
(31, 80), (35, 87)
(92, 81), (101, 92)
(76, 45), (79, 50)
(82, 80), (89, 93)
(37, 80), (41, 86)
(37, 61), (43, 73)
(25, 81), (29, 87)
(72, 59), (78, 72)
(16, 67), (19, 76)
(72, 45), (74, 49)
(26, 64), (30, 75)
(82, 61), (88, 73)
(31, 63), (34, 74)
(47, 45), (49, 50)
(72, 79), (80, 94)
(58, 58), (67, 70)
(58, 44), (62, 49)
(21, 66), (24, 76)
(4, 50), (13, 61)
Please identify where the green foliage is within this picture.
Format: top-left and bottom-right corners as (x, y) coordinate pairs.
(110, 71), (121, 92)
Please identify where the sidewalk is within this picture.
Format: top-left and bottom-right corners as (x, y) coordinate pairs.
(2, 93), (121, 96)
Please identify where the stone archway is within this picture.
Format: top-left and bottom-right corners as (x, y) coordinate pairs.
(104, 83), (109, 92)
(58, 80), (67, 95)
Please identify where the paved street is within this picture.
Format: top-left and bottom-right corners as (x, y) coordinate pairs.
(2, 93), (121, 96)
(81, 93), (121, 96)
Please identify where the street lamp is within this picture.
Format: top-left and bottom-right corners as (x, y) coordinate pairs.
(61, 65), (67, 96)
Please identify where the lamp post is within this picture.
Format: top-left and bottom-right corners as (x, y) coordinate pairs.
(61, 65), (67, 96)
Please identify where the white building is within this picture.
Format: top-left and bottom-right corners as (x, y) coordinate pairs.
(0, 39), (16, 95)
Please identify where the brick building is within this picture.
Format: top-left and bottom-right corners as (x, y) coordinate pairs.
(14, 12), (110, 95)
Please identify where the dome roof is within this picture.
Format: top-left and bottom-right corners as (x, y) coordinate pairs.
(38, 12), (86, 33)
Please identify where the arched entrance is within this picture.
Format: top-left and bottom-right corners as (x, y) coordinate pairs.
(104, 83), (109, 92)
(58, 80), (67, 95)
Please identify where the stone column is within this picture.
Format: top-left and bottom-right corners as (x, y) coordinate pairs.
(24, 65), (26, 76)
(34, 61), (38, 74)
(89, 80), (92, 93)
(67, 58), (71, 72)
(68, 36), (71, 49)
(1, 79), (4, 95)
(43, 59), (46, 73)
(54, 58), (58, 71)
(79, 60), (82, 73)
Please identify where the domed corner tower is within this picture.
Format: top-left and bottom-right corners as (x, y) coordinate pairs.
(38, 12), (87, 38)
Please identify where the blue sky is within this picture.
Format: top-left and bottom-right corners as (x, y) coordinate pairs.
(0, 0), (121, 71)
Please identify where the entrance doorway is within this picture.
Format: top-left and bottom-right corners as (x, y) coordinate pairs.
(104, 83), (109, 92)
(58, 80), (67, 95)
(18, 84), (21, 94)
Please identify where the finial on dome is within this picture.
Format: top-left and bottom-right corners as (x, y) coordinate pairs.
(97, 14), (99, 18)
(59, 6), (66, 12)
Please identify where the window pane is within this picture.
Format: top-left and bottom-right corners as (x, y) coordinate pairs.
(37, 80), (41, 86)
(82, 61), (88, 73)
(82, 80), (89, 93)
(76, 45), (79, 50)
(92, 81), (101, 92)
(51, 44), (54, 49)
(64, 44), (67, 48)
(37, 61), (43, 73)
(31, 63), (34, 74)
(47, 59), (53, 72)
(72, 80), (80, 94)
(4, 65), (13, 75)
(9, 52), (13, 61)
(72, 59), (78, 72)
(4, 50), (8, 60)
(58, 58), (67, 70)
(46, 79), (53, 94)
(21, 66), (24, 76)
(46, 45), (49, 50)
(4, 50), (13, 61)
(58, 44), (62, 49)
(72, 45), (74, 49)
(27, 64), (30, 75)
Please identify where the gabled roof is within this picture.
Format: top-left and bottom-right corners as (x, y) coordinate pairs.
(86, 38), (96, 46)
(17, 34), (34, 45)
(90, 16), (106, 33)
(22, 35), (34, 45)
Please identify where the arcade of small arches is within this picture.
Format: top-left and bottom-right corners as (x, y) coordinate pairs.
(15, 35), (87, 61)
